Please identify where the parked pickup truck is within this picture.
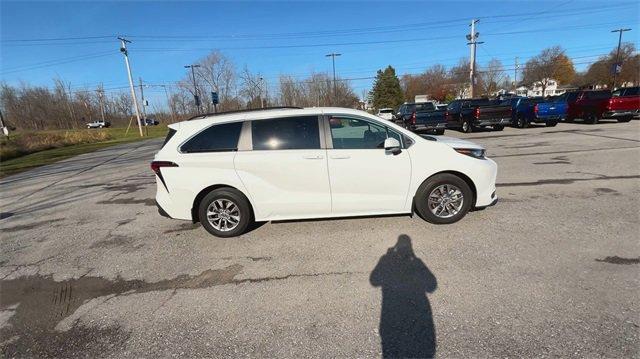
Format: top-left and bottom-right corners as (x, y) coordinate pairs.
(566, 90), (611, 124)
(86, 120), (111, 129)
(505, 96), (557, 128)
(603, 86), (639, 122)
(446, 98), (512, 132)
(396, 102), (447, 135)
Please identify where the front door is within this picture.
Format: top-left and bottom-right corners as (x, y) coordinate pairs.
(234, 116), (331, 220)
(325, 116), (412, 215)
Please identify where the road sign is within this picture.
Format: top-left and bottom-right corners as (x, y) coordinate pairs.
(211, 91), (219, 105)
(611, 62), (622, 75)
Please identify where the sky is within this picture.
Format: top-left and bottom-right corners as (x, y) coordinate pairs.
(1, 0), (639, 106)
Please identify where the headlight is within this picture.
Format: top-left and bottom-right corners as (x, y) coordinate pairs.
(454, 148), (485, 159)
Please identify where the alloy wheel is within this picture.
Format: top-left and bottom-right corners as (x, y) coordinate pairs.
(427, 184), (464, 218)
(207, 199), (241, 232)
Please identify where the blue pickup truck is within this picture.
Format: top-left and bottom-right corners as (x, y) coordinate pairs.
(505, 96), (561, 128)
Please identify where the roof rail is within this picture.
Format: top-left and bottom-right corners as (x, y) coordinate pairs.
(186, 106), (303, 121)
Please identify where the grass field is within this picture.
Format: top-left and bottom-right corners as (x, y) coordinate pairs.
(0, 126), (168, 178)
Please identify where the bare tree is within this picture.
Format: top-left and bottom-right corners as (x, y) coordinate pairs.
(479, 58), (506, 96)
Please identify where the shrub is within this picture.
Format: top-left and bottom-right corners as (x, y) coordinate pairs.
(0, 130), (113, 161)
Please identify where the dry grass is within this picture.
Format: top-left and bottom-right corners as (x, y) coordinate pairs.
(0, 130), (112, 161)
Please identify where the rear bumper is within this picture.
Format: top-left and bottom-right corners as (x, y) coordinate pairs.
(411, 122), (447, 130)
(534, 115), (561, 122)
(475, 118), (511, 126)
(603, 110), (638, 118)
(156, 200), (172, 218)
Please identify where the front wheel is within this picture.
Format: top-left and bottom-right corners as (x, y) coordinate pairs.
(199, 188), (252, 238)
(415, 174), (473, 225)
(546, 121), (558, 127)
(434, 129), (445, 135)
(617, 116), (632, 123)
(493, 125), (504, 131)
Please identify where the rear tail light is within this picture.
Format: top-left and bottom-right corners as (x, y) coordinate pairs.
(151, 161), (178, 192)
(151, 161), (178, 175)
(411, 111), (416, 125)
(534, 104), (539, 115)
(445, 111), (449, 118)
(474, 108), (480, 119)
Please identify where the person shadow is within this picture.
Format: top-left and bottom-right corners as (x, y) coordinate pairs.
(370, 234), (438, 358)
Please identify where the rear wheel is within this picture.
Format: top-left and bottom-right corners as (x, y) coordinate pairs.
(461, 120), (472, 133)
(546, 121), (557, 127)
(198, 188), (252, 238)
(434, 129), (445, 135)
(415, 174), (473, 225)
(516, 115), (528, 128)
(586, 112), (600, 124)
(493, 125), (504, 131)
(617, 116), (632, 123)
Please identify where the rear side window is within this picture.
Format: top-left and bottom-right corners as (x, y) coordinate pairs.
(586, 91), (611, 100)
(180, 122), (243, 153)
(252, 116), (320, 150)
(623, 87), (639, 96)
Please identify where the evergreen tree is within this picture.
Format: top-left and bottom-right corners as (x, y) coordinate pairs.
(370, 66), (404, 110)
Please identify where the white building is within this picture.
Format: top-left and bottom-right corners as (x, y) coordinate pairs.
(515, 79), (576, 97)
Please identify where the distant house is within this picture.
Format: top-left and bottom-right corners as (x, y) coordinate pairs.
(515, 79), (577, 97)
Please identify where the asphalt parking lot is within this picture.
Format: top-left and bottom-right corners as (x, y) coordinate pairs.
(1, 120), (639, 357)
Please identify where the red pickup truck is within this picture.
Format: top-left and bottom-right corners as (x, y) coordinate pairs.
(566, 90), (611, 124)
(603, 86), (639, 122)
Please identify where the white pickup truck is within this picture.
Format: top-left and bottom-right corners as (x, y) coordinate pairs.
(86, 120), (110, 129)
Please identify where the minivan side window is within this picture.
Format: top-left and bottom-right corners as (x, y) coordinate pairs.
(251, 116), (320, 150)
(329, 117), (402, 149)
(180, 121), (243, 153)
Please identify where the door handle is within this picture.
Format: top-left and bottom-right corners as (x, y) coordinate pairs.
(330, 155), (351, 159)
(302, 155), (324, 160)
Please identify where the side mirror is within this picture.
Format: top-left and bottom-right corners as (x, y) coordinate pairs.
(384, 137), (401, 155)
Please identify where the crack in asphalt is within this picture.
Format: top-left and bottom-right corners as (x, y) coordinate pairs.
(497, 174), (640, 187)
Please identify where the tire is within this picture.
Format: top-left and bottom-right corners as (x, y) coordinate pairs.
(586, 113), (600, 124)
(461, 120), (472, 133)
(434, 129), (445, 135)
(414, 173), (473, 225)
(516, 115), (528, 128)
(198, 188), (252, 238)
(617, 116), (632, 123)
(493, 125), (504, 131)
(546, 121), (557, 127)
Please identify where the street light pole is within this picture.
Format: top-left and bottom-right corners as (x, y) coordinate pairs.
(466, 20), (483, 98)
(611, 28), (632, 89)
(118, 37), (144, 137)
(325, 53), (341, 104)
(184, 64), (201, 114)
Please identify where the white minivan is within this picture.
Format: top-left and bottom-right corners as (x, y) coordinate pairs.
(153, 107), (497, 237)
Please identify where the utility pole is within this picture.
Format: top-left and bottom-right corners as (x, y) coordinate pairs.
(259, 77), (265, 108)
(118, 37), (144, 137)
(611, 28), (632, 89)
(466, 20), (483, 98)
(138, 78), (147, 122)
(514, 57), (519, 93)
(325, 53), (341, 104)
(96, 86), (106, 122)
(184, 64), (201, 114)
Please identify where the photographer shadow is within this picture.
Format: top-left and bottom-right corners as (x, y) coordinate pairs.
(370, 234), (438, 358)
